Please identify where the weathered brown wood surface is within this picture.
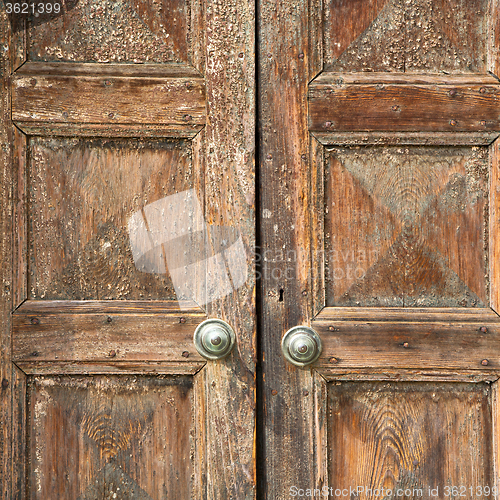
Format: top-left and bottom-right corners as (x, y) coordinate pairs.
(260, 0), (500, 498)
(324, 0), (491, 73)
(314, 307), (500, 371)
(328, 381), (492, 498)
(13, 301), (206, 372)
(12, 63), (205, 132)
(258, 0), (323, 496)
(28, 375), (195, 499)
(2, 1), (256, 498)
(26, 0), (195, 65)
(25, 136), (197, 301)
(324, 145), (489, 307)
(491, 139), (500, 314)
(309, 77), (500, 133)
(0, 10), (15, 500)
(201, 0), (256, 497)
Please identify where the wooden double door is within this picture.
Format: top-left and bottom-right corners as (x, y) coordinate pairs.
(2, 1), (500, 498)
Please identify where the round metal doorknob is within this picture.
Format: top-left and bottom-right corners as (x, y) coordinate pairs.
(281, 326), (322, 367)
(193, 319), (236, 360)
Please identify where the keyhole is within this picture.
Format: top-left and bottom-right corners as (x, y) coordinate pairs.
(279, 289), (284, 302)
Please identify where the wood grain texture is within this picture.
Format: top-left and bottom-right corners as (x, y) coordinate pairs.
(14, 122), (203, 139)
(325, 146), (489, 307)
(12, 366), (26, 499)
(27, 137), (195, 301)
(258, 0), (321, 496)
(328, 381), (493, 498)
(314, 307), (500, 371)
(319, 369), (499, 383)
(201, 0), (257, 496)
(13, 127), (27, 310)
(27, 0), (191, 64)
(13, 300), (206, 367)
(325, 0), (490, 73)
(12, 67), (205, 129)
(488, 0), (500, 78)
(491, 138), (500, 314)
(492, 381), (500, 496)
(315, 132), (500, 146)
(27, 375), (194, 499)
(314, 372), (329, 494)
(0, 11), (15, 500)
(308, 79), (500, 133)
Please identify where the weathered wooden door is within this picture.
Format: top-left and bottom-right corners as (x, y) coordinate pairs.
(3, 1), (500, 499)
(0, 1), (255, 498)
(259, 0), (500, 498)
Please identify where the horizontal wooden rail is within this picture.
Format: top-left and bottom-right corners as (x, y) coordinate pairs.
(12, 300), (207, 374)
(313, 307), (500, 375)
(309, 72), (500, 138)
(12, 62), (205, 137)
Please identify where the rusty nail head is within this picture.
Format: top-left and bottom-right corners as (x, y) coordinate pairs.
(183, 114), (192, 121)
(392, 105), (400, 111)
(31, 351), (38, 357)
(104, 80), (111, 86)
(266, 153), (272, 160)
(329, 357), (339, 364)
(298, 52), (304, 59)
(238, 52), (244, 58)
(182, 351), (190, 358)
(185, 81), (192, 89)
(325, 121), (332, 128)
(481, 120), (487, 126)
(480, 87), (487, 94)
(107, 316), (112, 323)
(109, 350), (116, 358)
(30, 78), (37, 86)
(1, 378), (8, 388)
(271, 389), (278, 396)
(403, 342), (409, 348)
(482, 359), (489, 366)
(31, 317), (39, 325)
(179, 317), (186, 323)
(267, 53), (272, 58)
(450, 119), (457, 126)
(108, 112), (114, 119)
(480, 326), (488, 333)
(301, 154), (307, 160)
(302, 290), (307, 296)
(328, 326), (335, 331)
(449, 89), (457, 97)
(62, 111), (68, 119)
(303, 389), (309, 396)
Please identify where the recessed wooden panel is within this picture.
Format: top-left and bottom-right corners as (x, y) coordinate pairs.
(28, 375), (194, 499)
(27, 137), (196, 300)
(27, 0), (191, 64)
(328, 381), (492, 498)
(325, 146), (488, 307)
(324, 0), (490, 73)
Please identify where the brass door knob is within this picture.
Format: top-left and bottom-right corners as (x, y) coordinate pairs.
(281, 326), (322, 366)
(194, 319), (236, 360)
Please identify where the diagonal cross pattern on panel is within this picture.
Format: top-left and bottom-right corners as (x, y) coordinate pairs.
(326, 146), (488, 307)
